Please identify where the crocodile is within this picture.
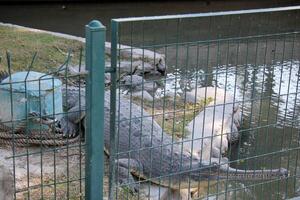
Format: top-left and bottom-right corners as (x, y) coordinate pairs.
(0, 70), (289, 196)
(59, 87), (288, 195)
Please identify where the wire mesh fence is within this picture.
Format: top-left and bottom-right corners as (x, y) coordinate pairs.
(2, 6), (300, 200)
(108, 6), (300, 200)
(0, 49), (87, 199)
(0, 20), (108, 200)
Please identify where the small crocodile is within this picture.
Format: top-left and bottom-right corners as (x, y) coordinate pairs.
(59, 87), (288, 194)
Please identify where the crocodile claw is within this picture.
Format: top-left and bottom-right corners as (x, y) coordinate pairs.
(58, 116), (78, 138)
(0, 70), (9, 82)
(29, 112), (57, 125)
(120, 181), (139, 193)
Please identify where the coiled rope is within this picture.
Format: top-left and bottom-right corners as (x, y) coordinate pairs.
(0, 123), (80, 147)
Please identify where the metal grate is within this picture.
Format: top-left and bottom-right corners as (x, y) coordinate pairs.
(108, 6), (300, 200)
(0, 50), (86, 199)
(2, 6), (300, 200)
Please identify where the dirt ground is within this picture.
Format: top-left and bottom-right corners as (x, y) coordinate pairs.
(0, 144), (85, 199)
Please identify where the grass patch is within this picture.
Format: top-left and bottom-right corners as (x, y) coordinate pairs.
(0, 25), (84, 73)
(133, 96), (214, 138)
(20, 181), (84, 200)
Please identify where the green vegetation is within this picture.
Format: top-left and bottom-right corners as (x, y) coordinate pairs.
(0, 25), (84, 73)
(133, 96), (214, 138)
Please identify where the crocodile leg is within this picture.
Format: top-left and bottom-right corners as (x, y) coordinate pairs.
(59, 116), (78, 137)
(59, 102), (86, 137)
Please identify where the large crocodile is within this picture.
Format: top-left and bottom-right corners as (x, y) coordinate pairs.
(0, 70), (289, 197)
(59, 86), (288, 196)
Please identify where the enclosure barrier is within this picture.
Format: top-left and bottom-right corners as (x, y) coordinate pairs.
(85, 20), (106, 200)
(108, 6), (300, 200)
(1, 5), (300, 200)
(0, 21), (105, 199)
(0, 54), (88, 199)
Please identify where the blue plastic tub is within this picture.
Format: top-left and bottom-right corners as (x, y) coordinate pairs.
(0, 71), (63, 132)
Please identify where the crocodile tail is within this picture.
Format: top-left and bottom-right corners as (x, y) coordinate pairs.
(219, 166), (288, 180)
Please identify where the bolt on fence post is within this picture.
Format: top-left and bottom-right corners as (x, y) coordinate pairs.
(85, 20), (106, 200)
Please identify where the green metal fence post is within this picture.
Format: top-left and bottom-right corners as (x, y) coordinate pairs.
(85, 20), (106, 200)
(108, 20), (118, 200)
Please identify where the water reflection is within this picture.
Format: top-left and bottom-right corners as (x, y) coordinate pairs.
(154, 60), (300, 199)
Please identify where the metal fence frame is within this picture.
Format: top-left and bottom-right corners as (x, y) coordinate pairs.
(105, 5), (300, 200)
(3, 5), (300, 200)
(85, 20), (106, 200)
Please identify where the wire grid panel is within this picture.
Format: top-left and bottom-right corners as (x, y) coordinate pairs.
(0, 52), (86, 200)
(109, 7), (300, 200)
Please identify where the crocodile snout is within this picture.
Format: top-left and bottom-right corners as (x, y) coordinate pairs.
(278, 167), (289, 178)
(156, 58), (166, 76)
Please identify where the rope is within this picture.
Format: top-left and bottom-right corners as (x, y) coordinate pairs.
(0, 135), (80, 147)
(0, 124), (80, 147)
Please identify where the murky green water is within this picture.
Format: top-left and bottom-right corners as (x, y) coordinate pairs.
(157, 57), (300, 199)
(1, 2), (300, 199)
(0, 1), (298, 38)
